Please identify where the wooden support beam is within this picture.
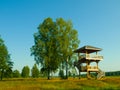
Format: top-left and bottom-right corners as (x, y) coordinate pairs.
(78, 53), (80, 60)
(87, 71), (90, 79)
(79, 70), (80, 79)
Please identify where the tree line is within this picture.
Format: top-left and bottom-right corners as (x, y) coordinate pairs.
(12, 64), (40, 78)
(0, 64), (40, 79)
(0, 17), (80, 80)
(105, 71), (120, 76)
(74, 71), (120, 78)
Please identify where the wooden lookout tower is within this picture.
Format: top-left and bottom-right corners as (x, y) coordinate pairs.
(74, 45), (105, 79)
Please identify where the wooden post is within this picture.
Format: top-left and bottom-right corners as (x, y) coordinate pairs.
(96, 61), (99, 69)
(87, 61), (90, 79)
(87, 71), (90, 79)
(79, 70), (80, 79)
(96, 52), (98, 55)
(86, 51), (88, 58)
(87, 69), (90, 79)
(78, 53), (80, 60)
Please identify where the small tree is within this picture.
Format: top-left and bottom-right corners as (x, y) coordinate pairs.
(0, 36), (13, 80)
(21, 66), (30, 78)
(13, 70), (21, 78)
(31, 64), (39, 78)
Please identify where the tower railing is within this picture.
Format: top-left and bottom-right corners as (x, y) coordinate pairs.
(79, 54), (103, 60)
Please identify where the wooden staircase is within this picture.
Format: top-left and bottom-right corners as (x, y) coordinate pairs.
(97, 69), (105, 79)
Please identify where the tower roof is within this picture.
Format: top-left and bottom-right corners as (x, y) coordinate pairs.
(74, 45), (102, 53)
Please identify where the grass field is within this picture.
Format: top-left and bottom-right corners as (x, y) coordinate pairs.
(0, 76), (120, 90)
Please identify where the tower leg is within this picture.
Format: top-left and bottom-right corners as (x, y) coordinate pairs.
(79, 70), (80, 79)
(87, 71), (90, 79)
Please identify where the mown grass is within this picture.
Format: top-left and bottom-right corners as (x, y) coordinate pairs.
(0, 76), (120, 90)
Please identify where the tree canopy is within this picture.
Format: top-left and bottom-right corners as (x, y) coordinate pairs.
(31, 17), (80, 79)
(13, 69), (21, 78)
(0, 36), (13, 80)
(21, 66), (30, 78)
(31, 64), (39, 78)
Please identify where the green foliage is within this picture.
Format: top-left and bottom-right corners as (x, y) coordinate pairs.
(13, 70), (21, 78)
(4, 68), (13, 78)
(68, 71), (72, 77)
(21, 66), (30, 78)
(0, 36), (13, 80)
(31, 64), (39, 78)
(31, 17), (80, 79)
(40, 67), (48, 77)
(56, 18), (80, 79)
(59, 70), (65, 79)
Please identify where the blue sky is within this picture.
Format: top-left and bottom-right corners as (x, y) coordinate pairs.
(0, 0), (120, 72)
